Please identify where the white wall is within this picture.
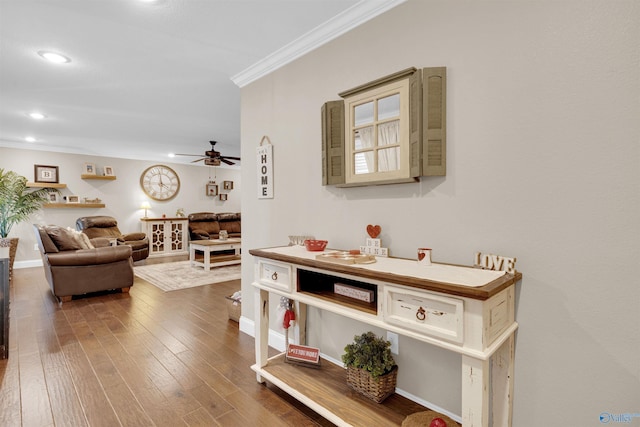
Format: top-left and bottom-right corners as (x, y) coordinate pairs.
(240, 0), (639, 425)
(1, 147), (241, 265)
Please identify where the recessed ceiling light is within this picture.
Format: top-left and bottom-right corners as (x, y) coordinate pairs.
(37, 50), (71, 64)
(168, 153), (175, 158)
(25, 136), (36, 142)
(28, 112), (46, 119)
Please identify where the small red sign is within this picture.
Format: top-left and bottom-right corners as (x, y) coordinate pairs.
(286, 344), (320, 364)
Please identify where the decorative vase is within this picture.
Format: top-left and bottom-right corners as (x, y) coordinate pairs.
(0, 237), (18, 283)
(346, 365), (398, 403)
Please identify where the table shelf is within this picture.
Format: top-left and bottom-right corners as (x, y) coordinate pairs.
(253, 354), (432, 427)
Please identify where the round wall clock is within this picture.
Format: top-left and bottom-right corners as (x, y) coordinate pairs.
(140, 164), (180, 201)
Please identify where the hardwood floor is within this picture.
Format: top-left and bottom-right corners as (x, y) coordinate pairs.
(0, 258), (334, 427)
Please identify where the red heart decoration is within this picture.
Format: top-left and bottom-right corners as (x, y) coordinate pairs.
(366, 224), (381, 239)
(418, 252), (425, 261)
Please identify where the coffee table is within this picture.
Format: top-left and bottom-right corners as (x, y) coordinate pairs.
(189, 238), (241, 271)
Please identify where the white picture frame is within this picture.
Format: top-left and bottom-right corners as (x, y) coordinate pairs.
(103, 166), (115, 176)
(84, 163), (96, 175)
(67, 195), (80, 203)
(48, 192), (59, 203)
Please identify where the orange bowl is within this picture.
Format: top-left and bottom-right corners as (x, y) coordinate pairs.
(304, 239), (328, 251)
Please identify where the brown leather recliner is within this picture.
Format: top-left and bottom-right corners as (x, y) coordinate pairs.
(34, 224), (134, 302)
(188, 212), (241, 240)
(76, 216), (149, 261)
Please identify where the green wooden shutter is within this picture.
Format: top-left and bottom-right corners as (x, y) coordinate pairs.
(422, 67), (446, 176)
(409, 69), (422, 178)
(321, 100), (345, 185)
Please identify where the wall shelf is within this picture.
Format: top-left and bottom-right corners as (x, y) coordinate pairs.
(44, 203), (106, 209)
(81, 174), (116, 180)
(27, 182), (67, 188)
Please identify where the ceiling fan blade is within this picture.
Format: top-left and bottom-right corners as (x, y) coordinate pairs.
(221, 158), (235, 165)
(190, 158), (206, 163)
(174, 153), (202, 157)
(221, 156), (241, 161)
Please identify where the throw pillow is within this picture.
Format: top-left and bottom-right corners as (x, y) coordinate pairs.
(45, 226), (83, 251)
(65, 227), (95, 250)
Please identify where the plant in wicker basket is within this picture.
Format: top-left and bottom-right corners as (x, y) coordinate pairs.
(342, 331), (397, 403)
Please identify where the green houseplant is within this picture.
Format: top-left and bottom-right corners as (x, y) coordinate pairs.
(342, 331), (397, 403)
(0, 168), (57, 279)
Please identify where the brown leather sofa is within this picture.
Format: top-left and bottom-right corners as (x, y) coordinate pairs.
(188, 212), (241, 240)
(76, 216), (149, 261)
(34, 224), (134, 302)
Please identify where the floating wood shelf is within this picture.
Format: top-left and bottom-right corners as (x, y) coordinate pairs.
(27, 182), (67, 188)
(81, 174), (116, 180)
(44, 203), (106, 209)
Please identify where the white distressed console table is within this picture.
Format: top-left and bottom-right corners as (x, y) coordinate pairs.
(249, 246), (522, 427)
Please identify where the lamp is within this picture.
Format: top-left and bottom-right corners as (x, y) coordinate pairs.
(140, 201), (151, 218)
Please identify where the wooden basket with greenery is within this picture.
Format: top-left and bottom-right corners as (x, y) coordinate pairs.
(342, 331), (397, 403)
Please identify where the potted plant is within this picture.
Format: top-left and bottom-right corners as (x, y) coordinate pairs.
(0, 169), (57, 280)
(342, 331), (398, 403)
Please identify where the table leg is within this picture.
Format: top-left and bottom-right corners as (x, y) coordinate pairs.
(204, 248), (211, 271)
(189, 245), (195, 266)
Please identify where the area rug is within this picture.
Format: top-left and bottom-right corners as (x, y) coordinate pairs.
(134, 261), (241, 292)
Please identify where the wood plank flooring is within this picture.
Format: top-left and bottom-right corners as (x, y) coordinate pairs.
(0, 257), (333, 427)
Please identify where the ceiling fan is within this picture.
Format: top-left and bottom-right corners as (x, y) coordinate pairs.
(175, 141), (241, 166)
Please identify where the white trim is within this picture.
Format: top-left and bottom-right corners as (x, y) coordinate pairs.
(15, 259), (43, 269)
(231, 0), (408, 88)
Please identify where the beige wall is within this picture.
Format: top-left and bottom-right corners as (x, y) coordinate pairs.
(1, 147), (241, 266)
(239, 0), (639, 423)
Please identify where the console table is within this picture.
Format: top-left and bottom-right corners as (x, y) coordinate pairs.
(249, 246), (522, 427)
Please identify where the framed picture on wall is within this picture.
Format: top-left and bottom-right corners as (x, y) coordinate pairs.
(219, 193), (228, 201)
(223, 180), (234, 190)
(34, 164), (59, 183)
(103, 166), (115, 176)
(48, 192), (59, 203)
(84, 163), (96, 175)
(206, 183), (218, 196)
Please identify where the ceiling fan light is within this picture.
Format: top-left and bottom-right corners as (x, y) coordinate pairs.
(37, 50), (71, 64)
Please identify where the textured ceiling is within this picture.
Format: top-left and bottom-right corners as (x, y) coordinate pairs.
(0, 0), (368, 166)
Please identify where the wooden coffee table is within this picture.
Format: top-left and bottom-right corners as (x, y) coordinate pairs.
(189, 238), (241, 271)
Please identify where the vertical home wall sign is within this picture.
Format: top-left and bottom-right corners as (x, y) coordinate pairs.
(257, 136), (274, 199)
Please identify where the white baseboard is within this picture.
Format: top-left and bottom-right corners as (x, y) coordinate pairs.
(14, 259), (43, 269)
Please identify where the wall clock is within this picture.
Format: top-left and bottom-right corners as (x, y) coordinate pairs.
(140, 164), (180, 201)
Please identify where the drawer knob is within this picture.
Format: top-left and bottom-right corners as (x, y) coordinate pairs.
(416, 307), (427, 321)
(271, 272), (278, 281)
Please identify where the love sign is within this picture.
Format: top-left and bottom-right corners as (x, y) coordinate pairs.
(474, 251), (517, 274)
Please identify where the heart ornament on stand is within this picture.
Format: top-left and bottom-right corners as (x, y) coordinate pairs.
(366, 224), (381, 239)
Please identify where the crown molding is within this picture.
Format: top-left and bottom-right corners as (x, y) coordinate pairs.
(231, 0), (407, 88)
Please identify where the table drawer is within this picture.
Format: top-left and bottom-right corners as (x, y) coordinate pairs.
(258, 260), (292, 292)
(383, 285), (464, 343)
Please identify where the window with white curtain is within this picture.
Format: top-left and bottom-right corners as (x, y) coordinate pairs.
(344, 80), (409, 183)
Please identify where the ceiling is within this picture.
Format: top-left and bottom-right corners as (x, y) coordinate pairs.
(0, 0), (402, 167)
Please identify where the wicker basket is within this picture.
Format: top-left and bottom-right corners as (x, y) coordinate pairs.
(225, 295), (241, 322)
(346, 365), (397, 403)
(401, 410), (459, 427)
